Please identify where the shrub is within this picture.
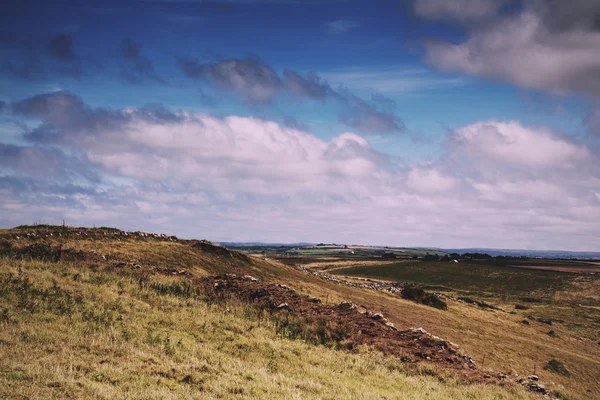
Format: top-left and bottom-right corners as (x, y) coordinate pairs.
(401, 285), (447, 310)
(544, 358), (570, 376)
(457, 296), (499, 310)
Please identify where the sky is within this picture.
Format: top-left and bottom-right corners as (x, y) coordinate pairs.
(1, 0), (599, 250)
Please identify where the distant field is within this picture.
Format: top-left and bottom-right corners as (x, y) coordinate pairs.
(467, 258), (600, 273)
(234, 244), (447, 258)
(331, 261), (578, 298)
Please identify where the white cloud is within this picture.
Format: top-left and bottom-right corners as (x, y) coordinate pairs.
(96, 116), (382, 195)
(3, 94), (600, 250)
(421, 0), (600, 132)
(451, 120), (591, 169)
(407, 166), (458, 193)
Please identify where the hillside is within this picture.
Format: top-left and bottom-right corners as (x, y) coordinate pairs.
(1, 226), (597, 399)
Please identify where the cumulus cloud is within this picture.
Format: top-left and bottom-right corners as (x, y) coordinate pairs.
(120, 37), (166, 84)
(179, 55), (404, 134)
(10, 91), (387, 194)
(419, 0), (600, 137)
(421, 0), (600, 101)
(2, 91), (599, 250)
(450, 120), (591, 169)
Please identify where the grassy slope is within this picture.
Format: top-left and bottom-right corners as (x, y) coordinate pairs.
(326, 261), (600, 400)
(0, 258), (533, 400)
(1, 227), (594, 399)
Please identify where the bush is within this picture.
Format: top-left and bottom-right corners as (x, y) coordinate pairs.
(401, 285), (447, 310)
(0, 243), (62, 262)
(457, 296), (499, 310)
(544, 358), (571, 377)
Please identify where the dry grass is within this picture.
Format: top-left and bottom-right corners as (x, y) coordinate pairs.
(288, 277), (600, 400)
(0, 256), (535, 400)
(1, 226), (594, 399)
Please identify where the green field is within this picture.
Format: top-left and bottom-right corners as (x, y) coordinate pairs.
(332, 261), (592, 300)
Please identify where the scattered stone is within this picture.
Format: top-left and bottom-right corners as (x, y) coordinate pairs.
(243, 275), (258, 282)
(339, 301), (358, 310)
(527, 382), (546, 394)
(528, 375), (539, 381)
(385, 322), (398, 331)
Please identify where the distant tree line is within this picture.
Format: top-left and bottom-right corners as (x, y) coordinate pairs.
(419, 252), (530, 262)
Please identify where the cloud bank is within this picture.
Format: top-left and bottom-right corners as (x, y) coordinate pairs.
(420, 0), (600, 136)
(1, 91), (599, 249)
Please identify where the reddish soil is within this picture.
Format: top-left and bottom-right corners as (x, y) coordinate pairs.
(196, 274), (493, 381)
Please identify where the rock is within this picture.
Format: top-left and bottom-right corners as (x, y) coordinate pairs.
(385, 322), (398, 331)
(339, 301), (358, 310)
(528, 383), (546, 394)
(243, 275), (258, 282)
(528, 375), (539, 381)
(133, 264), (141, 269)
(308, 297), (321, 303)
(276, 303), (289, 310)
(371, 313), (385, 321)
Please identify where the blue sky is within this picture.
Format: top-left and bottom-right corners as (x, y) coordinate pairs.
(1, 0), (599, 250)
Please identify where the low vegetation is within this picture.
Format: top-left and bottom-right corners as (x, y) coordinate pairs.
(332, 261), (570, 298)
(2, 225), (599, 399)
(1, 255), (532, 399)
(400, 285), (448, 310)
(544, 358), (571, 377)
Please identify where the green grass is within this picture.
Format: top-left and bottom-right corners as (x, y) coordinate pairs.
(0, 256), (536, 400)
(333, 261), (572, 298)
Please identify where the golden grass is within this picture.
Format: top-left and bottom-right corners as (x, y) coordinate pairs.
(0, 257), (535, 400)
(282, 279), (600, 400)
(1, 228), (595, 399)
